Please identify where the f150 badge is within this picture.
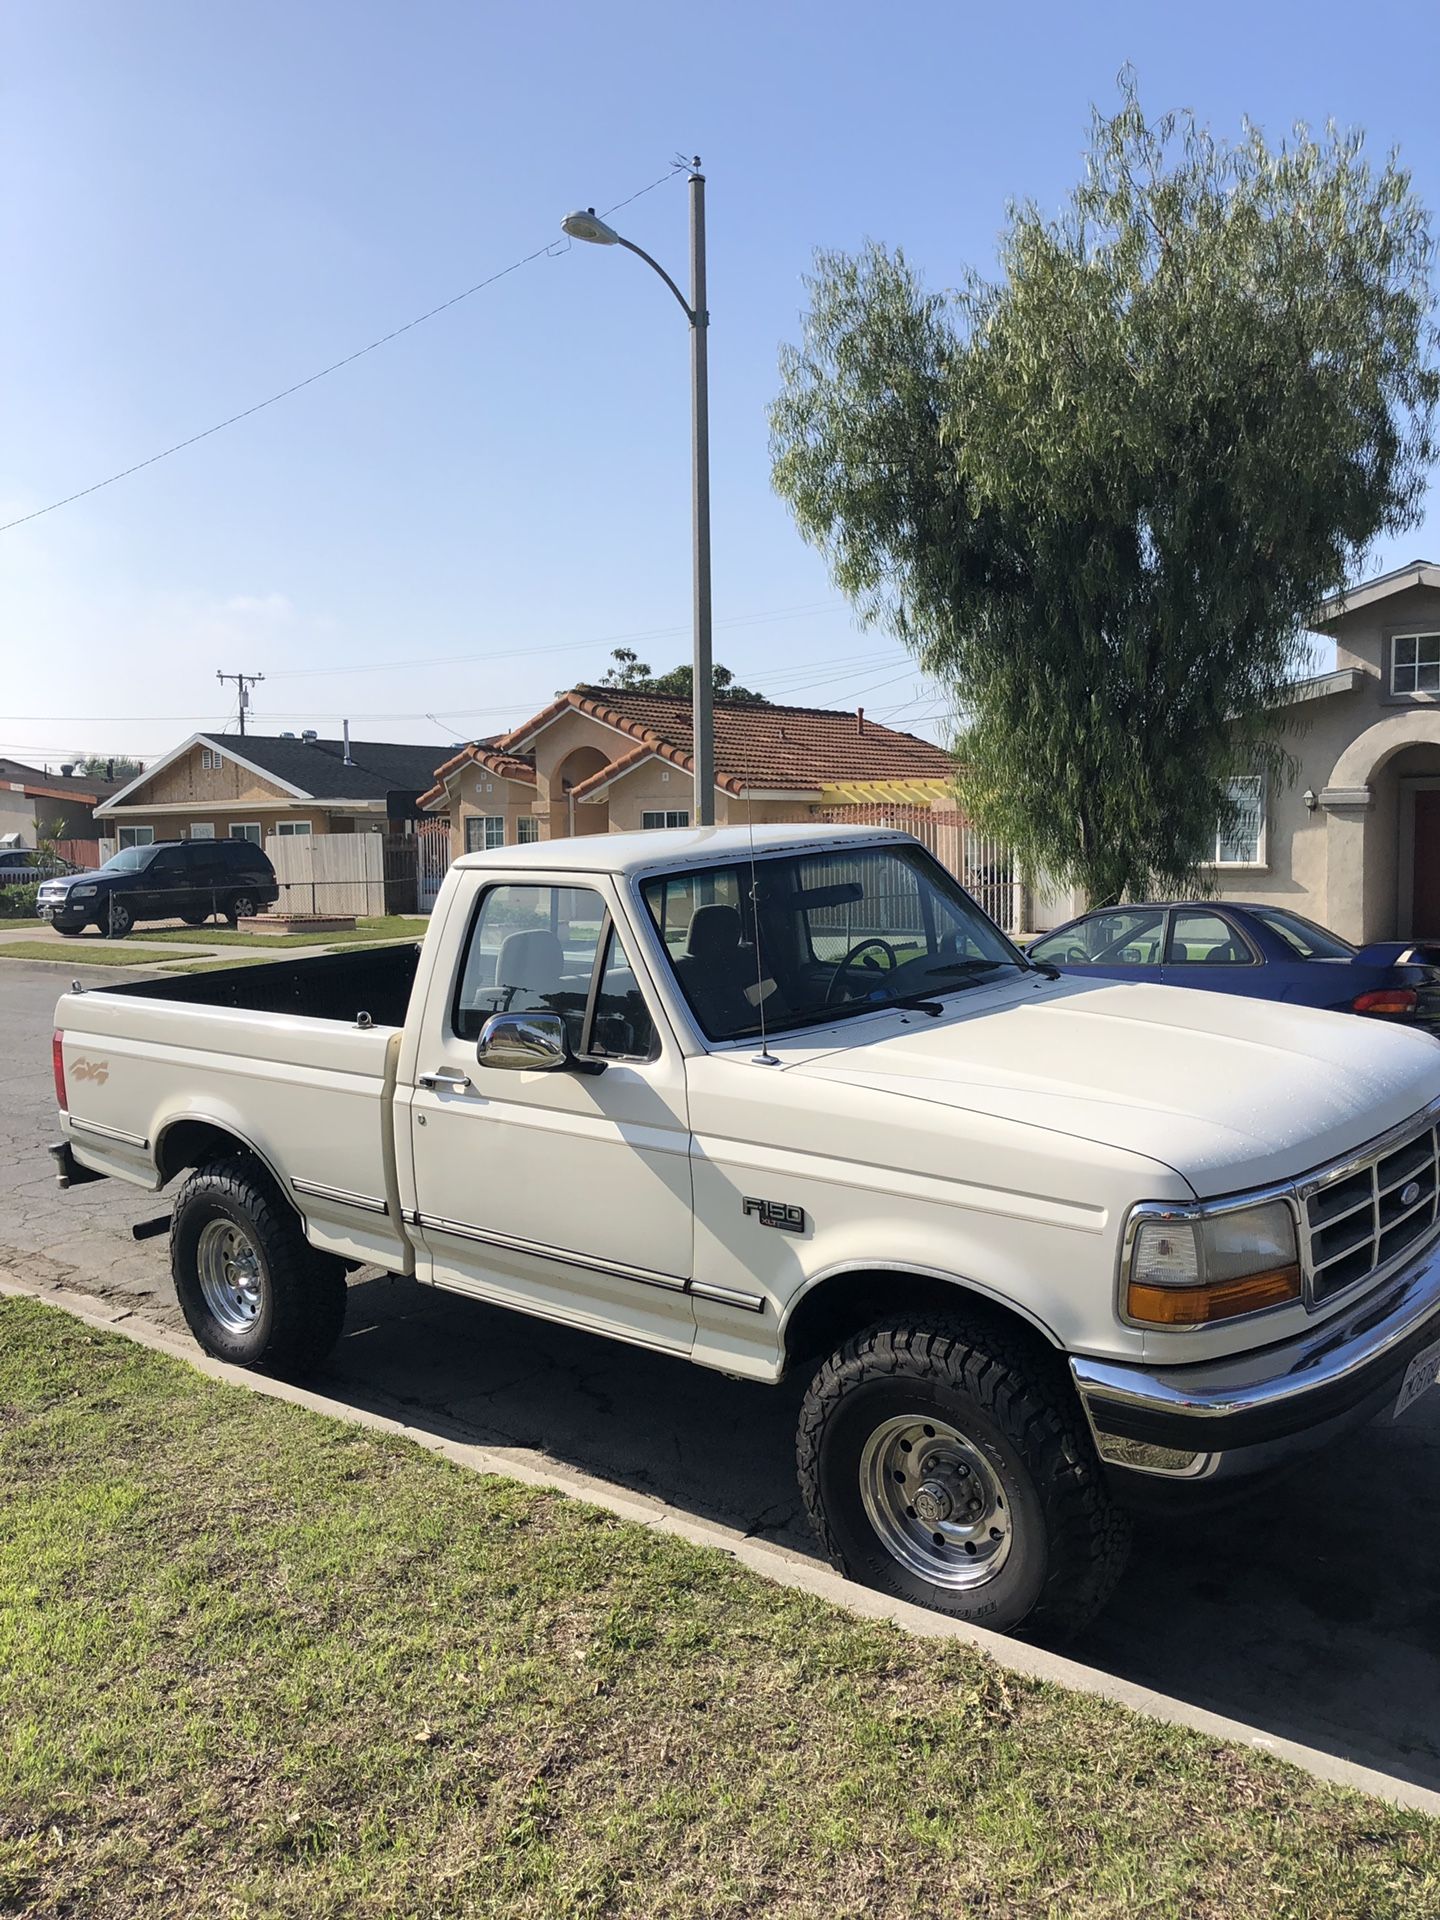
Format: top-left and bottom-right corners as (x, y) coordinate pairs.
(743, 1196), (807, 1235)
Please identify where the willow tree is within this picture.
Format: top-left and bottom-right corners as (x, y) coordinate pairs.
(771, 81), (1438, 904)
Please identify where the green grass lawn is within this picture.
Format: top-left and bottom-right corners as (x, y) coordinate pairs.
(0, 941), (187, 967)
(140, 915), (430, 949)
(0, 917), (44, 931)
(2, 1296), (1436, 1920)
(158, 954), (296, 975)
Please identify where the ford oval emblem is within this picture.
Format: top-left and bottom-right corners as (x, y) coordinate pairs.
(1401, 1180), (1422, 1208)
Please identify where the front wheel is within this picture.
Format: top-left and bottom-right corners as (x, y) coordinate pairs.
(797, 1316), (1129, 1639)
(171, 1157), (346, 1375)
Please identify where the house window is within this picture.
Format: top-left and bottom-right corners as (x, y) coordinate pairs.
(117, 825), (155, 849)
(201, 747), (224, 770)
(229, 822), (262, 844)
(642, 810), (691, 830)
(516, 817), (541, 844)
(189, 822), (216, 840)
(1212, 776), (1266, 867)
(1392, 633), (1440, 695)
(276, 820), (312, 837)
(465, 815), (505, 852)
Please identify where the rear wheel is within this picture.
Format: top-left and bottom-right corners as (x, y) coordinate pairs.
(180, 909), (209, 926)
(797, 1315), (1129, 1639)
(225, 891), (258, 926)
(171, 1157), (346, 1375)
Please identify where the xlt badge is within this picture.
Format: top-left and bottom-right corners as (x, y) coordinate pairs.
(743, 1197), (807, 1235)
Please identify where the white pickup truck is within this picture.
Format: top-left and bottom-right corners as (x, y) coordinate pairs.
(51, 825), (1440, 1636)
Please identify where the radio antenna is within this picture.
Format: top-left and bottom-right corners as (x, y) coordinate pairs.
(747, 795), (778, 1065)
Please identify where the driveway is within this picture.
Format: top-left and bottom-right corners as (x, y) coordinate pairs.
(5, 957), (1439, 1795)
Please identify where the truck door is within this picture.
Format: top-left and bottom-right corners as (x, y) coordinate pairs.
(402, 876), (696, 1354)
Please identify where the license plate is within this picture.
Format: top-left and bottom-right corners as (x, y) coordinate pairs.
(1395, 1335), (1440, 1420)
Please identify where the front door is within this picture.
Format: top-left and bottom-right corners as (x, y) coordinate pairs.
(1413, 790), (1440, 938)
(403, 877), (696, 1354)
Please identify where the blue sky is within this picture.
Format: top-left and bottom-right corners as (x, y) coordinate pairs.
(4, 0), (1439, 768)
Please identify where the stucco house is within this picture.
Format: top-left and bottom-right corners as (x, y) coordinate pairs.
(0, 757), (124, 858)
(1200, 561), (1440, 945)
(418, 687), (955, 857)
(95, 731), (448, 849)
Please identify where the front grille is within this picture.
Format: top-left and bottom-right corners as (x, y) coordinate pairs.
(1302, 1112), (1440, 1304)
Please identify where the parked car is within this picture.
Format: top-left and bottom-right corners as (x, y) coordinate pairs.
(1028, 901), (1440, 1034)
(50, 826), (1440, 1637)
(0, 846), (79, 879)
(35, 838), (278, 937)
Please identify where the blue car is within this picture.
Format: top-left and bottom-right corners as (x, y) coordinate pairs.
(1027, 901), (1440, 1035)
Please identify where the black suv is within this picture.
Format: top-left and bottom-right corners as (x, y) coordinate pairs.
(36, 839), (280, 938)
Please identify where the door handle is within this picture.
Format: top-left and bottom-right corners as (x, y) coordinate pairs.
(417, 1067), (472, 1091)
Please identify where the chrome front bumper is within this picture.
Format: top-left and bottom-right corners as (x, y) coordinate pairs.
(1072, 1231), (1440, 1478)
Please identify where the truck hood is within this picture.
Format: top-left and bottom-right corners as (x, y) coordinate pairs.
(783, 974), (1440, 1196)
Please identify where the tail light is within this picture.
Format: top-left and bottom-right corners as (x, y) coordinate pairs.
(52, 1029), (68, 1110)
(1352, 988), (1419, 1016)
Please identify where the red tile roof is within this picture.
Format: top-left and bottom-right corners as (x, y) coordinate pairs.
(416, 737), (536, 810)
(502, 689), (952, 795)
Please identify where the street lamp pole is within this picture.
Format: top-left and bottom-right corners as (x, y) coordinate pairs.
(562, 163), (715, 825)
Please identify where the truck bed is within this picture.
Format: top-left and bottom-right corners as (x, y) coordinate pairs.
(55, 942), (423, 1274)
(101, 940), (422, 1028)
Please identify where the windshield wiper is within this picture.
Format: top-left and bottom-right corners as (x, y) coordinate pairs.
(921, 958), (1014, 984)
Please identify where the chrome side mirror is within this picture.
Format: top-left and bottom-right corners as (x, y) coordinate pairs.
(475, 1010), (569, 1072)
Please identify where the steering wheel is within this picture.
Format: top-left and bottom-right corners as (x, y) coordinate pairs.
(825, 936), (901, 1004)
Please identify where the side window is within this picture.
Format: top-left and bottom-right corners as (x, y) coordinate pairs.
(1166, 910), (1254, 965)
(1033, 908), (1166, 966)
(589, 925), (657, 1060)
(453, 884), (605, 1046)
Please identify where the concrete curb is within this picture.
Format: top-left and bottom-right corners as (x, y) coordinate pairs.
(4, 1264), (1437, 1819)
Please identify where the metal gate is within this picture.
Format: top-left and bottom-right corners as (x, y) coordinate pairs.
(416, 819), (452, 913)
(817, 805), (1020, 932)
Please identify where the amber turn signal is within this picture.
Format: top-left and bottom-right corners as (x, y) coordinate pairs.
(1127, 1264), (1301, 1327)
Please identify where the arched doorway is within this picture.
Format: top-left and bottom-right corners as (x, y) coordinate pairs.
(1325, 714), (1440, 939)
(552, 745), (612, 837)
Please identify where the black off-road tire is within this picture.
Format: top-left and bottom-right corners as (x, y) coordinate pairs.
(180, 909), (209, 926)
(171, 1156), (347, 1376)
(56, 924), (83, 938)
(797, 1314), (1130, 1640)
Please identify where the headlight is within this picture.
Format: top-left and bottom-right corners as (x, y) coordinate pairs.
(1125, 1198), (1301, 1327)
(70, 884), (98, 898)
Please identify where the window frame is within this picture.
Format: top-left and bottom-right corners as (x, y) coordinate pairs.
(1209, 774), (1267, 870)
(117, 825), (155, 849)
(641, 809), (691, 830)
(447, 881), (661, 1064)
(275, 820), (313, 837)
(229, 822), (262, 844)
(465, 814), (506, 853)
(515, 816), (541, 845)
(200, 747), (224, 771)
(1163, 908), (1261, 967)
(1391, 630), (1440, 698)
(188, 822), (216, 840)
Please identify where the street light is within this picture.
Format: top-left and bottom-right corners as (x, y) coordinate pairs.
(562, 162), (714, 826)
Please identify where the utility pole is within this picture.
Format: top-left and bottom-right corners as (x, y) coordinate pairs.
(216, 669), (264, 737)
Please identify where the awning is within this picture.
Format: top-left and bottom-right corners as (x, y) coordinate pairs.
(817, 778), (954, 806)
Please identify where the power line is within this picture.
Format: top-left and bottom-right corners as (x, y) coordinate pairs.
(0, 165), (686, 536)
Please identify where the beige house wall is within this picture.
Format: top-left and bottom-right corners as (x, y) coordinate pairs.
(448, 766), (541, 858)
(102, 805), (335, 843)
(132, 742), (299, 809)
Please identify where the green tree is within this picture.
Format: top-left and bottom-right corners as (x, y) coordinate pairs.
(76, 753), (143, 782)
(771, 79), (1438, 903)
(596, 649), (769, 703)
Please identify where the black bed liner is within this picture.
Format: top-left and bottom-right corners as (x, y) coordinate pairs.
(102, 941), (422, 1029)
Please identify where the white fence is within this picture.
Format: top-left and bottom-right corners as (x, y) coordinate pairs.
(266, 832), (387, 917)
(818, 805), (1021, 931)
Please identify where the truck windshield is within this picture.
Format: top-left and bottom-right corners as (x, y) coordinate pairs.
(641, 843), (1024, 1042)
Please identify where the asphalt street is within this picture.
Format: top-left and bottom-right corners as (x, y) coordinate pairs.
(5, 955), (1439, 1793)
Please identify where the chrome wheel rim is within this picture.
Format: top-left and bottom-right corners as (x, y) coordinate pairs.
(195, 1218), (265, 1332)
(231, 896), (255, 918)
(859, 1414), (1013, 1590)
